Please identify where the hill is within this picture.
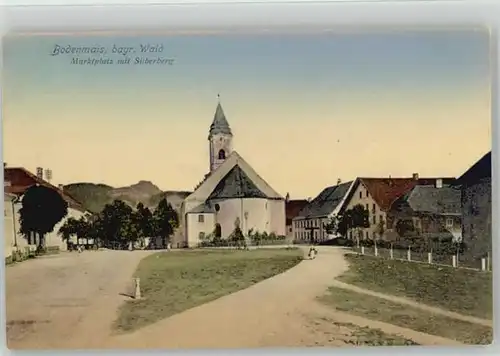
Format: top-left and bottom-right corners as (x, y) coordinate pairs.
(64, 181), (191, 213)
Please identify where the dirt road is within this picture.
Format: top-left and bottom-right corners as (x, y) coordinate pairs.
(103, 247), (461, 348)
(6, 247), (462, 349)
(5, 249), (153, 349)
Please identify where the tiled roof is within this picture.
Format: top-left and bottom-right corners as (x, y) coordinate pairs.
(393, 185), (461, 215)
(207, 164), (269, 200)
(209, 102), (232, 138)
(285, 199), (309, 225)
(4, 167), (86, 212)
(359, 177), (456, 212)
(295, 181), (353, 219)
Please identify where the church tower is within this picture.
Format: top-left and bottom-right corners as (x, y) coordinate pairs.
(208, 96), (233, 172)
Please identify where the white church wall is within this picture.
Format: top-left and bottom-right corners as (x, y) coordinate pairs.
(186, 212), (215, 247)
(211, 198), (273, 237)
(268, 199), (286, 236)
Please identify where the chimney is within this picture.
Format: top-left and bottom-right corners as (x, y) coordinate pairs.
(3, 162), (6, 168)
(435, 178), (443, 189)
(285, 192), (290, 203)
(36, 167), (43, 180)
(412, 173), (419, 180)
(58, 184), (64, 191)
(337, 178), (342, 185)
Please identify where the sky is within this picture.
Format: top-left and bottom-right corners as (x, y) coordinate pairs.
(2, 29), (492, 199)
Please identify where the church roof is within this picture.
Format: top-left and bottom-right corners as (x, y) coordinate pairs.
(184, 151), (283, 213)
(207, 164), (269, 200)
(209, 102), (232, 138)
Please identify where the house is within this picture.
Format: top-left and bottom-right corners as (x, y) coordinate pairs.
(388, 183), (462, 242)
(3, 192), (25, 258)
(180, 101), (286, 247)
(454, 151), (491, 260)
(284, 194), (309, 240)
(4, 166), (89, 251)
(292, 180), (354, 243)
(340, 175), (456, 241)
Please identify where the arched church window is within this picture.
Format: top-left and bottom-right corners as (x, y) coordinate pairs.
(214, 223), (222, 238)
(218, 149), (226, 160)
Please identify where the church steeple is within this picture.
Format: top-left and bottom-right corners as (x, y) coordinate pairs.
(208, 95), (233, 172)
(209, 95), (232, 139)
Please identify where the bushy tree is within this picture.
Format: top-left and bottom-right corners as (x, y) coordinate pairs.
(153, 198), (179, 248)
(135, 202), (154, 240)
(337, 204), (369, 243)
(20, 185), (69, 249)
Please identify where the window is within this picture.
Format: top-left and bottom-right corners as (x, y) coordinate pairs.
(446, 218), (453, 228)
(359, 191), (362, 199)
(199, 232), (206, 240)
(366, 191), (370, 198)
(373, 215), (376, 224)
(372, 203), (376, 213)
(365, 231), (369, 239)
(379, 215), (383, 224)
(289, 226), (292, 233)
(366, 204), (369, 211)
(198, 214), (205, 223)
(218, 149), (226, 160)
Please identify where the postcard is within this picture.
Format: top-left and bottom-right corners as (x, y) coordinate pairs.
(2, 28), (493, 349)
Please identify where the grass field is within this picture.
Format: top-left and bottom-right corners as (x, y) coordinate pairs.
(338, 254), (492, 319)
(114, 248), (303, 332)
(319, 287), (492, 345)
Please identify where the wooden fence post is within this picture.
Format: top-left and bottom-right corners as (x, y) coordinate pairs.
(390, 244), (394, 259)
(407, 246), (411, 261)
(427, 252), (432, 264)
(452, 255), (457, 268)
(361, 246), (365, 255)
(487, 252), (490, 271)
(481, 258), (486, 271)
(374, 241), (378, 257)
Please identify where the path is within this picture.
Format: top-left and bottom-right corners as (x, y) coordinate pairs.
(5, 249), (154, 350)
(6, 247), (470, 349)
(101, 247), (460, 348)
(329, 280), (492, 327)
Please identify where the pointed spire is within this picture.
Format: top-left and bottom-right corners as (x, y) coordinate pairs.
(209, 95), (232, 138)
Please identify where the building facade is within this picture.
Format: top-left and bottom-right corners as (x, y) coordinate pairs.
(455, 151), (492, 260)
(388, 183), (462, 242)
(292, 181), (354, 243)
(285, 195), (309, 240)
(180, 101), (286, 247)
(341, 176), (456, 241)
(4, 166), (88, 251)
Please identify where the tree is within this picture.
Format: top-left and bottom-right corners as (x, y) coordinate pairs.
(100, 200), (135, 249)
(58, 217), (79, 248)
(135, 202), (154, 245)
(19, 185), (69, 250)
(375, 217), (386, 240)
(343, 204), (369, 244)
(153, 198), (179, 248)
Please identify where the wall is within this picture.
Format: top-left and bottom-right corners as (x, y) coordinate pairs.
(4, 195), (16, 258)
(344, 182), (386, 240)
(45, 207), (86, 251)
(4, 196), (35, 257)
(268, 199), (286, 236)
(292, 217), (329, 243)
(185, 197), (285, 247)
(186, 212), (216, 247)
(461, 179), (492, 259)
(386, 211), (462, 242)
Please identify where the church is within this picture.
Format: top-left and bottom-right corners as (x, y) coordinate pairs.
(180, 100), (286, 247)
